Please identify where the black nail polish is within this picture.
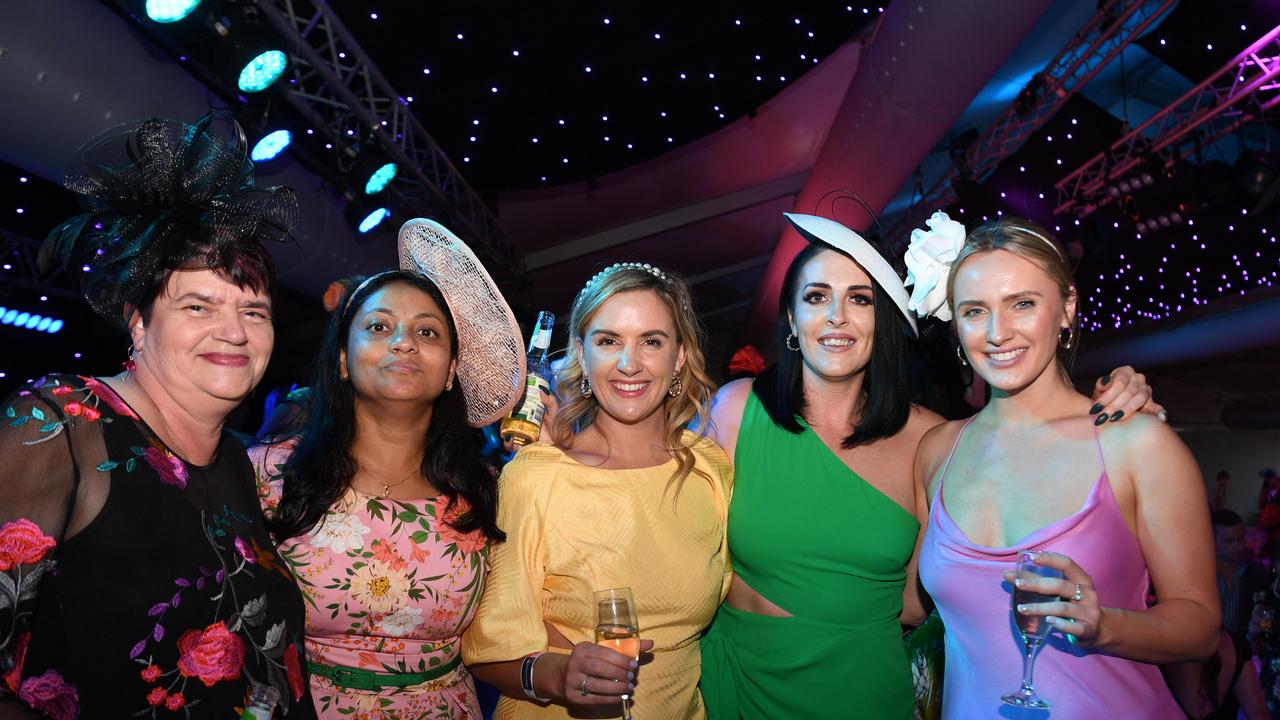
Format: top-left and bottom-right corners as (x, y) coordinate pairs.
(1100, 374), (1111, 386)
(1094, 413), (1108, 426)
(1088, 403), (1103, 415)
(1110, 411), (1124, 422)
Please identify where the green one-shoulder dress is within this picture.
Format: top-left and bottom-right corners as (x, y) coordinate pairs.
(700, 391), (920, 719)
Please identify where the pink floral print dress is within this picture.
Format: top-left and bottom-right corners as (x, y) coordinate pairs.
(251, 440), (490, 719)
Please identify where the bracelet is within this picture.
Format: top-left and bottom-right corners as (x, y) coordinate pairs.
(520, 652), (551, 702)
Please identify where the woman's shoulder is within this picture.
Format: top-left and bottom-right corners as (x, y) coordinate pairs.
(246, 436), (300, 475)
(682, 430), (732, 474)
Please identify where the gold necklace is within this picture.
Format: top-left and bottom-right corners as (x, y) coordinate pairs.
(355, 461), (420, 499)
(122, 374), (190, 461)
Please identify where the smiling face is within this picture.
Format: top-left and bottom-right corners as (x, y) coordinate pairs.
(952, 249), (1076, 394)
(130, 269), (274, 406)
(577, 289), (685, 428)
(787, 248), (878, 383)
(341, 280), (456, 408)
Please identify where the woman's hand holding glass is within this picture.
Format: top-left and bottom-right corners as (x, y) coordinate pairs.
(545, 638), (650, 707)
(1004, 550), (1104, 646)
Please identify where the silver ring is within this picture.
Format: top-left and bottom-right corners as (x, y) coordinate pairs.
(579, 676), (590, 697)
(1071, 583), (1084, 602)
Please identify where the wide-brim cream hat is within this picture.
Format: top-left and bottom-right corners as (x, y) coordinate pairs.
(397, 218), (526, 427)
(783, 212), (919, 336)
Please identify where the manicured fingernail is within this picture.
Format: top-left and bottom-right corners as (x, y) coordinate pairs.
(1017, 604), (1027, 613)
(628, 660), (638, 669)
(1014, 578), (1026, 588)
(1158, 410), (1168, 422)
(1088, 403), (1103, 415)
(1046, 616), (1061, 625)
(1094, 413), (1108, 426)
(1110, 411), (1124, 422)
(1101, 374), (1111, 386)
(628, 671), (635, 681)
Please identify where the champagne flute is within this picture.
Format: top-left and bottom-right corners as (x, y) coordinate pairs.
(594, 587), (639, 720)
(1001, 551), (1065, 709)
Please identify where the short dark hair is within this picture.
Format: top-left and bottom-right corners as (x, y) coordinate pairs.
(1212, 509), (1244, 529)
(139, 236), (277, 321)
(753, 241), (912, 448)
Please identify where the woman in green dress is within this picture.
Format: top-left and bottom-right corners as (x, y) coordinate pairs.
(698, 212), (1158, 719)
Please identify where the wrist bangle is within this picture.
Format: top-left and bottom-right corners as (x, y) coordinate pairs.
(520, 652), (551, 702)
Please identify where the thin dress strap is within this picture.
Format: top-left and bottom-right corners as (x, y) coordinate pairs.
(1091, 424), (1108, 479)
(936, 416), (978, 490)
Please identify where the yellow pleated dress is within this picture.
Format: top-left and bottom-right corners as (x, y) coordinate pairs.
(462, 431), (733, 720)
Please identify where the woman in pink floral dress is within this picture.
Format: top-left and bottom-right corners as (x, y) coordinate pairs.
(251, 220), (526, 719)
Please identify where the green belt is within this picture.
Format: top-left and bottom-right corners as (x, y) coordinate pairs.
(307, 653), (462, 691)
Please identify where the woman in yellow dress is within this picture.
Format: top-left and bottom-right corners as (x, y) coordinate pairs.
(464, 263), (731, 719)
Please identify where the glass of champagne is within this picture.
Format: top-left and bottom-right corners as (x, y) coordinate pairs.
(1001, 551), (1065, 709)
(594, 587), (639, 720)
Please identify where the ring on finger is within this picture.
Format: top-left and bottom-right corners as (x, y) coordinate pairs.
(580, 676), (590, 697)
(1070, 583), (1084, 602)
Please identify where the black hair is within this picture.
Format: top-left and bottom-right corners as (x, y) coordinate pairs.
(267, 270), (503, 542)
(1212, 509), (1244, 529)
(137, 236), (278, 323)
(753, 240), (913, 447)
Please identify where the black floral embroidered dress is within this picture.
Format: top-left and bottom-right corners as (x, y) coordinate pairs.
(0, 375), (315, 719)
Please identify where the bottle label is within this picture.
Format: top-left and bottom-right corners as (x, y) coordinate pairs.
(531, 326), (552, 351)
(510, 375), (551, 424)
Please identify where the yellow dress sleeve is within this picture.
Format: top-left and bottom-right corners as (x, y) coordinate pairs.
(687, 431), (736, 601)
(462, 444), (559, 664)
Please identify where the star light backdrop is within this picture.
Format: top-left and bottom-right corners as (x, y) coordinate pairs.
(2, 1), (1279, 397)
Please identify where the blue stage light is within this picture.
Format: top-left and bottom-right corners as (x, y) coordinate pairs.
(0, 305), (65, 333)
(238, 50), (287, 93)
(358, 208), (390, 233)
(251, 130), (292, 162)
(364, 163), (398, 194)
(145, 0), (201, 23)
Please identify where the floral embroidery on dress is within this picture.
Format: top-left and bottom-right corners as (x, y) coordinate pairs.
(1, 376), (310, 718)
(0, 519), (75, 719)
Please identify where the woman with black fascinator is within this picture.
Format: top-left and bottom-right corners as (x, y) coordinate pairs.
(251, 219), (525, 718)
(0, 115), (314, 717)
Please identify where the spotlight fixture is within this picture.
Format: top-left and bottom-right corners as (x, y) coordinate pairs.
(250, 129), (292, 162)
(351, 142), (399, 195)
(344, 195), (391, 235)
(145, 0), (202, 23)
(212, 8), (288, 94)
(0, 306), (64, 334)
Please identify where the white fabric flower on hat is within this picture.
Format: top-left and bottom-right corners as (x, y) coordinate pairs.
(904, 211), (967, 322)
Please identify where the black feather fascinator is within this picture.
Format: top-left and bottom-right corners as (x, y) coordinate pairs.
(39, 112), (300, 329)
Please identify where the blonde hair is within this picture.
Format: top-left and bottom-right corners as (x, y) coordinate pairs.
(553, 265), (715, 496)
(947, 217), (1080, 370)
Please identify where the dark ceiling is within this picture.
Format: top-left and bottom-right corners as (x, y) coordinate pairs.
(328, 3), (883, 195)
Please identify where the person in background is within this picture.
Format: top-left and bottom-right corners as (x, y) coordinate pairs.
(1214, 510), (1274, 640)
(1167, 630), (1270, 720)
(0, 114), (314, 717)
(253, 220), (525, 718)
(1211, 470), (1231, 511)
(1259, 469), (1280, 514)
(465, 262), (731, 719)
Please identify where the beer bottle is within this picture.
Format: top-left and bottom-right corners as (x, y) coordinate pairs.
(500, 311), (555, 446)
